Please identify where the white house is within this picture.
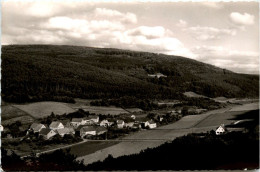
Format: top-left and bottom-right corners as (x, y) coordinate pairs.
(100, 120), (114, 127)
(49, 121), (64, 130)
(148, 73), (167, 78)
(90, 116), (99, 123)
(29, 123), (46, 133)
(215, 124), (226, 135)
(148, 120), (157, 129)
(117, 120), (125, 128)
(131, 115), (136, 120)
(0, 125), (4, 132)
(39, 128), (56, 140)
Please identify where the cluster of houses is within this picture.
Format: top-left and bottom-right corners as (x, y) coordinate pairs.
(28, 115), (158, 140)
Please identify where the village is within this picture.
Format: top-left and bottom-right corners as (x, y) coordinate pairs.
(27, 115), (158, 140)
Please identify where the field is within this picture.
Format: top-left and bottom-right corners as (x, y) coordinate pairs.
(183, 91), (207, 98)
(229, 102), (259, 112)
(70, 141), (119, 157)
(1, 105), (30, 121)
(13, 102), (76, 118)
(70, 106), (129, 115)
(76, 102), (259, 165)
(2, 116), (34, 126)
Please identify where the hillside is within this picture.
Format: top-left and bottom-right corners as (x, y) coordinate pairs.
(1, 44), (259, 103)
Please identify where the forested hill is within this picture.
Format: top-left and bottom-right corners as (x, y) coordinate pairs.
(2, 44), (259, 103)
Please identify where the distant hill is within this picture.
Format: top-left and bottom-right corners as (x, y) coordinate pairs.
(1, 45), (259, 103)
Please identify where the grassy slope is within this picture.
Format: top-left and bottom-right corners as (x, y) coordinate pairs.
(2, 45), (259, 103)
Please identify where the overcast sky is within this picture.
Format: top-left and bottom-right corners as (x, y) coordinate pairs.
(2, 1), (259, 74)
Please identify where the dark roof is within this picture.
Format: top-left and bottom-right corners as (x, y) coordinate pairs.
(71, 118), (83, 122)
(30, 123), (45, 131)
(39, 128), (52, 135)
(81, 126), (96, 132)
(49, 121), (63, 128)
(95, 126), (107, 133)
(117, 120), (124, 124)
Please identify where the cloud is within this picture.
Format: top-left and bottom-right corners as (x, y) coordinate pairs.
(176, 20), (187, 27)
(229, 12), (255, 25)
(200, 2), (223, 9)
(184, 26), (236, 41)
(127, 26), (167, 39)
(2, 1), (195, 59)
(192, 45), (259, 74)
(94, 8), (137, 24)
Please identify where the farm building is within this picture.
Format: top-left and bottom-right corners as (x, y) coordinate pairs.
(71, 118), (85, 128)
(56, 128), (75, 137)
(148, 120), (157, 129)
(49, 121), (64, 130)
(0, 125), (3, 132)
(148, 73), (167, 78)
(117, 120), (125, 128)
(80, 126), (97, 138)
(125, 122), (134, 128)
(100, 119), (114, 127)
(215, 124), (226, 135)
(90, 115), (99, 123)
(29, 123), (46, 133)
(39, 128), (56, 140)
(95, 126), (107, 135)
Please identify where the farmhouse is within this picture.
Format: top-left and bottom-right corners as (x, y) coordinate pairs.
(49, 121), (64, 130)
(56, 127), (75, 137)
(100, 119), (114, 127)
(125, 122), (134, 128)
(0, 125), (4, 132)
(71, 118), (85, 128)
(90, 115), (99, 123)
(80, 126), (96, 138)
(39, 128), (56, 140)
(148, 120), (157, 129)
(117, 120), (125, 128)
(148, 73), (167, 78)
(215, 124), (226, 135)
(95, 126), (107, 135)
(29, 123), (46, 133)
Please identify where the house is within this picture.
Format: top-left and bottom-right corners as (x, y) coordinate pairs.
(71, 118), (85, 128)
(100, 119), (114, 127)
(39, 128), (56, 140)
(132, 123), (141, 129)
(125, 122), (134, 128)
(117, 120), (125, 128)
(56, 127), (75, 137)
(90, 115), (99, 123)
(95, 126), (107, 135)
(131, 115), (136, 120)
(80, 126), (96, 138)
(148, 120), (157, 129)
(215, 124), (226, 135)
(49, 121), (64, 130)
(0, 125), (4, 132)
(148, 73), (167, 78)
(29, 123), (46, 133)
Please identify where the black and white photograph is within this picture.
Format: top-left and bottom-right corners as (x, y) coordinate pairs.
(1, 0), (259, 171)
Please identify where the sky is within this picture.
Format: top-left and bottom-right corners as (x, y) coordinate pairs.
(1, 1), (259, 74)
